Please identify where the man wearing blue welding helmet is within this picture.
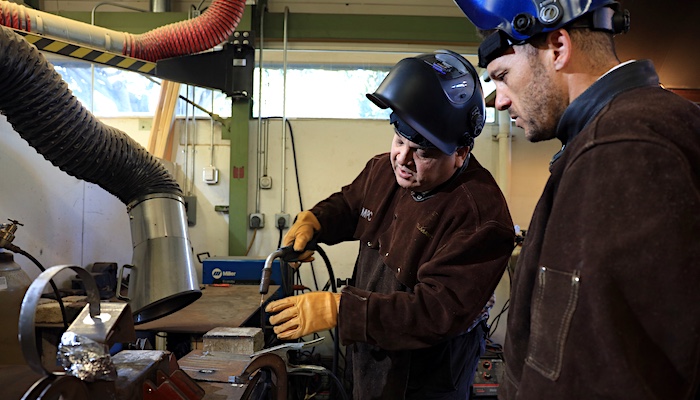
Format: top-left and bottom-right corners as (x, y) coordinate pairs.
(266, 50), (515, 399)
(454, 0), (700, 399)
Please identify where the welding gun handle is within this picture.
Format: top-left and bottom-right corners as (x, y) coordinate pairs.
(279, 238), (318, 263)
(259, 240), (318, 295)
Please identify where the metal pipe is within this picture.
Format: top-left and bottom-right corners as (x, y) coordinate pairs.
(496, 110), (512, 200)
(91, 2), (148, 26)
(184, 86), (191, 195)
(210, 91), (216, 167)
(280, 7), (289, 214)
(190, 87), (197, 195)
(150, 0), (172, 12)
(255, 7), (265, 214)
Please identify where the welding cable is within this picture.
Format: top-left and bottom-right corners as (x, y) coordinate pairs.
(288, 367), (350, 400)
(284, 116), (321, 292)
(0, 25), (182, 205)
(308, 244), (342, 381)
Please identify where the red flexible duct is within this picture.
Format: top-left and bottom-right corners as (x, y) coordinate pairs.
(0, 0), (246, 63)
(0, 2), (30, 31)
(124, 0), (247, 62)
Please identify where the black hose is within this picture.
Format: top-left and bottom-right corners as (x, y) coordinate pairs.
(6, 244), (68, 330)
(0, 25), (181, 206)
(312, 245), (341, 382)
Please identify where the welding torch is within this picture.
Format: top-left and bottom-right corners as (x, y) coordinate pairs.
(259, 240), (317, 305)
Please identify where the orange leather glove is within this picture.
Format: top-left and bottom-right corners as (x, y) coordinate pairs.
(283, 211), (321, 263)
(265, 292), (341, 340)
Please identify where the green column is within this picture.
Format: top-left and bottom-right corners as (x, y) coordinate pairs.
(223, 100), (251, 255)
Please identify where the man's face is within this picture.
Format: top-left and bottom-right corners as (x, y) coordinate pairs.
(390, 132), (463, 192)
(487, 44), (568, 142)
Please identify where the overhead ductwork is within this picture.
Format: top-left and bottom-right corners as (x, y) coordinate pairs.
(0, 0), (246, 62)
(0, 24), (201, 324)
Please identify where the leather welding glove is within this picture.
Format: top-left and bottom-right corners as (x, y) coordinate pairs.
(283, 211), (321, 264)
(265, 291), (341, 340)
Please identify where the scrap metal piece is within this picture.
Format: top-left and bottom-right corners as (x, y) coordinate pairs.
(58, 332), (117, 382)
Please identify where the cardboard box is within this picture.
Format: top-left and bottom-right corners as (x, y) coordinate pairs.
(201, 256), (282, 285)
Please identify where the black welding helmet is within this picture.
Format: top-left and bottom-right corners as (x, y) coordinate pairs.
(453, 0), (630, 67)
(366, 49), (485, 154)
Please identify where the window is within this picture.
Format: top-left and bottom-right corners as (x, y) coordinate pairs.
(50, 50), (493, 122)
(253, 64), (391, 119)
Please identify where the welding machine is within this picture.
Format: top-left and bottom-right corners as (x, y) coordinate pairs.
(472, 357), (504, 398)
(202, 256), (283, 285)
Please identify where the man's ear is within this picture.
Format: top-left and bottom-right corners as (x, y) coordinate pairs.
(455, 146), (470, 168)
(547, 29), (572, 71)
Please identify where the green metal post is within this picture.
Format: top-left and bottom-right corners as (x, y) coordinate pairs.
(223, 100), (251, 255)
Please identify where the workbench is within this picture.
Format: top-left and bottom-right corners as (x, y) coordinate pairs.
(135, 284), (281, 334)
(133, 284), (283, 400)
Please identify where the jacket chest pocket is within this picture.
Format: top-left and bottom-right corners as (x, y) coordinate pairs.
(525, 266), (581, 381)
(379, 211), (440, 286)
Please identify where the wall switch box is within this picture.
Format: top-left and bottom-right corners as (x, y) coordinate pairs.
(259, 176), (272, 189)
(203, 165), (219, 184)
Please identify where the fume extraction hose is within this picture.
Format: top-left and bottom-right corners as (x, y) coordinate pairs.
(124, 0), (246, 61)
(0, 24), (181, 204)
(0, 24), (202, 325)
(0, 0), (246, 63)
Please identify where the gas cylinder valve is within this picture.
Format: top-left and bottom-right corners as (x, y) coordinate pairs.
(0, 219), (23, 249)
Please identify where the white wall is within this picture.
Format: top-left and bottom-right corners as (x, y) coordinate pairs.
(0, 116), (134, 284)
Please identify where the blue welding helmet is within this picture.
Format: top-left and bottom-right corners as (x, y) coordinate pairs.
(366, 49), (485, 154)
(454, 0), (630, 67)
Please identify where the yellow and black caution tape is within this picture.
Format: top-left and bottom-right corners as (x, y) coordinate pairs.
(13, 29), (156, 75)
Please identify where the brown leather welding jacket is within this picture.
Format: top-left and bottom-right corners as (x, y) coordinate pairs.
(500, 60), (700, 399)
(310, 152), (515, 398)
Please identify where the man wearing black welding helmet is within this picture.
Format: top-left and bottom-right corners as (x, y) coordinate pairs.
(454, 0), (700, 399)
(266, 50), (515, 399)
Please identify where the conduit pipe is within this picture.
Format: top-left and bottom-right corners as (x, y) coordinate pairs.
(0, 25), (201, 324)
(0, 0), (246, 62)
(496, 110), (512, 201)
(280, 7), (289, 214)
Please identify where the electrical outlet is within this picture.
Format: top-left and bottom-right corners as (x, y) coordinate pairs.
(275, 213), (291, 229)
(249, 213), (264, 229)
